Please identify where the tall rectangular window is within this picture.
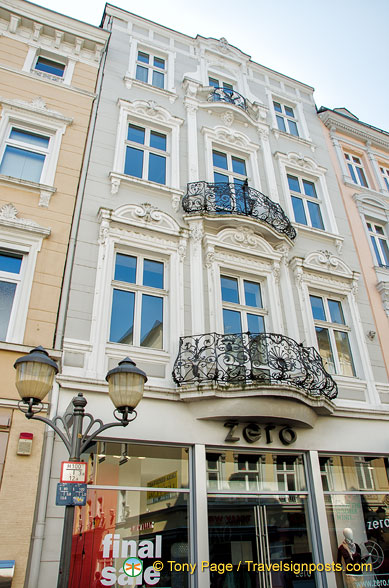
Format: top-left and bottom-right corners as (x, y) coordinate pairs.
(0, 251), (23, 341)
(366, 221), (389, 267)
(221, 275), (265, 334)
(287, 174), (324, 230)
(310, 294), (355, 377)
(135, 50), (165, 89)
(344, 152), (368, 187)
(124, 124), (167, 184)
(380, 165), (389, 191)
(273, 101), (299, 136)
(0, 127), (50, 183)
(109, 253), (165, 349)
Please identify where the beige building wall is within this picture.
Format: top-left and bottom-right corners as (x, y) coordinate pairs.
(0, 2), (108, 586)
(319, 110), (389, 379)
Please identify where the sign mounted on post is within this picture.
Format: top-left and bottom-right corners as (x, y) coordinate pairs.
(60, 461), (87, 483)
(56, 483), (87, 506)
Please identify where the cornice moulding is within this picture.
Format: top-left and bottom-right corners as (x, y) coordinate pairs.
(319, 111), (389, 150)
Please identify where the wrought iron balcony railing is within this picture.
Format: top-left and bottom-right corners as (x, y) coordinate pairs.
(172, 332), (338, 399)
(182, 182), (297, 240)
(208, 87), (248, 111)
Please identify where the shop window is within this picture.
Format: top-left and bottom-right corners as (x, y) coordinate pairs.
(322, 454), (389, 588)
(287, 173), (325, 230)
(273, 101), (299, 136)
(344, 152), (369, 187)
(135, 50), (166, 89)
(310, 294), (355, 377)
(124, 123), (167, 184)
(69, 488), (189, 587)
(109, 252), (165, 349)
(366, 221), (389, 268)
(0, 127), (50, 184)
(86, 441), (189, 489)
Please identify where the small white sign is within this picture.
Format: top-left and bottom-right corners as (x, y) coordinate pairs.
(60, 461), (87, 483)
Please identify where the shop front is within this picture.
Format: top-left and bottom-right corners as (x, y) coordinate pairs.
(65, 438), (389, 588)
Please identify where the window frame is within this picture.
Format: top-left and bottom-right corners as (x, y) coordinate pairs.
(344, 152), (369, 187)
(273, 100), (299, 137)
(23, 47), (75, 86)
(0, 101), (71, 203)
(0, 206), (50, 343)
(287, 173), (325, 230)
(220, 273), (266, 335)
(135, 49), (166, 89)
(0, 126), (51, 185)
(109, 251), (167, 350)
(366, 220), (389, 268)
(309, 293), (356, 378)
(380, 165), (389, 192)
(127, 41), (175, 94)
(276, 152), (340, 239)
(112, 100), (183, 193)
(212, 149), (247, 185)
(124, 123), (167, 185)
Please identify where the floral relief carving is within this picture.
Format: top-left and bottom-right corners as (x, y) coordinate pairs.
(134, 203), (161, 222)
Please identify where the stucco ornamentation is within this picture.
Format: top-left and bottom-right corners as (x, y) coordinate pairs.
(134, 203), (162, 222)
(0, 203), (50, 235)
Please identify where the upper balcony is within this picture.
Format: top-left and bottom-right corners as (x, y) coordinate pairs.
(173, 332), (337, 399)
(182, 181), (297, 240)
(208, 87), (248, 112)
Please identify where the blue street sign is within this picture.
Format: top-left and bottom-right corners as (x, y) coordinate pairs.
(56, 483), (87, 506)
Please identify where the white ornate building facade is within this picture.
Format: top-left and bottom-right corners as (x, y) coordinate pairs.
(34, 6), (389, 588)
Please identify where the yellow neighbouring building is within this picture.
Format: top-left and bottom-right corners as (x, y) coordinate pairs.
(0, 1), (108, 586)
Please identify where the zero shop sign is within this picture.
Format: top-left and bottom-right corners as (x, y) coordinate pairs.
(224, 421), (297, 446)
(60, 461), (87, 483)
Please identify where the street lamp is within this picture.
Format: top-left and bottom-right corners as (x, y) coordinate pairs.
(15, 346), (147, 588)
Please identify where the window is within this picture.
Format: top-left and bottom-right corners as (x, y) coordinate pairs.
(213, 150), (246, 185)
(0, 251), (23, 341)
(366, 221), (389, 268)
(206, 453), (224, 490)
(233, 455), (261, 491)
(109, 252), (165, 349)
(287, 174), (324, 230)
(221, 275), (265, 334)
(273, 101), (299, 136)
(0, 127), (50, 183)
(310, 294), (355, 377)
(124, 124), (166, 184)
(344, 153), (368, 187)
(135, 50), (165, 89)
(380, 166), (389, 191)
(208, 77), (233, 92)
(34, 56), (65, 78)
(355, 457), (375, 491)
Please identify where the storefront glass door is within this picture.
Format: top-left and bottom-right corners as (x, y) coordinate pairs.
(207, 452), (316, 588)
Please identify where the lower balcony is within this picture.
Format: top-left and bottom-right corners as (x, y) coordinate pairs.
(172, 332), (338, 400)
(182, 182), (296, 240)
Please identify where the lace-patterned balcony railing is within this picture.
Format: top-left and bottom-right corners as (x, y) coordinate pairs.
(172, 332), (338, 399)
(208, 87), (248, 111)
(182, 182), (297, 240)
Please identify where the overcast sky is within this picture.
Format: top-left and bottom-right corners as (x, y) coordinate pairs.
(35, 0), (389, 133)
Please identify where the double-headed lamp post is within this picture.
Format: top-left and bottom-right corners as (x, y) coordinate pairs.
(14, 346), (147, 588)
